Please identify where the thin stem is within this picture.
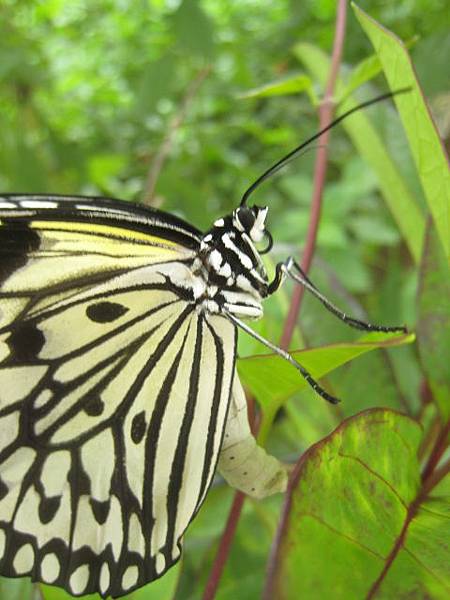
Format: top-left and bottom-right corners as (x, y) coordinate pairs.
(141, 66), (210, 206)
(417, 411), (441, 462)
(279, 0), (347, 350)
(421, 419), (450, 483)
(201, 492), (246, 600)
(421, 458), (450, 497)
(202, 395), (257, 600)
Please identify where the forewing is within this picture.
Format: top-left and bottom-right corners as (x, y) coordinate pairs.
(0, 197), (237, 597)
(0, 194), (198, 328)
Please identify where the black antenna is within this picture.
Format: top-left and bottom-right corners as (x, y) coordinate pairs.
(240, 87), (410, 206)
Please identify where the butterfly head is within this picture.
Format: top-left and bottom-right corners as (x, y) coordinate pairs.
(232, 205), (268, 243)
(196, 205), (271, 318)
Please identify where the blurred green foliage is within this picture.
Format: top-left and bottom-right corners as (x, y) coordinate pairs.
(0, 1), (449, 599)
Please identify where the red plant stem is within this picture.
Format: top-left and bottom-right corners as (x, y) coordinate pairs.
(201, 397), (256, 600)
(418, 412), (441, 461)
(279, 0), (347, 350)
(421, 458), (450, 496)
(202, 4), (348, 599)
(421, 418), (450, 483)
(201, 492), (246, 600)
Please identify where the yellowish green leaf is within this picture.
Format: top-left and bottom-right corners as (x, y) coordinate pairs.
(294, 42), (425, 264)
(265, 409), (449, 599)
(353, 3), (450, 261)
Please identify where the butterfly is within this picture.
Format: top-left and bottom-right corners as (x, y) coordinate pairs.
(0, 92), (406, 598)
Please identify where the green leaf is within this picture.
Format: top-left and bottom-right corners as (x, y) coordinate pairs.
(417, 219), (450, 419)
(239, 74), (316, 103)
(294, 42), (425, 264)
(40, 583), (99, 600)
(125, 563), (180, 600)
(265, 409), (450, 599)
(40, 564), (180, 600)
(87, 154), (126, 190)
(348, 214), (400, 246)
(341, 36), (419, 101)
(135, 55), (176, 115)
(170, 0), (215, 58)
(0, 577), (38, 600)
(353, 3), (450, 261)
(341, 53), (382, 99)
(237, 332), (415, 442)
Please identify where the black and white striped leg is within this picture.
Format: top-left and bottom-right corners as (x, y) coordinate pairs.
(226, 312), (340, 404)
(267, 261), (286, 295)
(269, 257), (407, 334)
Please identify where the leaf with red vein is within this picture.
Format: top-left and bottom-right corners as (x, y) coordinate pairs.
(264, 409), (450, 599)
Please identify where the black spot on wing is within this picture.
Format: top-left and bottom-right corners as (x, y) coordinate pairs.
(131, 411), (146, 444)
(7, 322), (45, 363)
(0, 477), (8, 500)
(0, 221), (40, 285)
(39, 495), (61, 524)
(86, 301), (129, 323)
(90, 498), (110, 525)
(83, 396), (105, 417)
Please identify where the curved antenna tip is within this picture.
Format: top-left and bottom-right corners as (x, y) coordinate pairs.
(240, 87), (411, 205)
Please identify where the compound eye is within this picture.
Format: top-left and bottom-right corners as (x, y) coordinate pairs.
(236, 206), (255, 231)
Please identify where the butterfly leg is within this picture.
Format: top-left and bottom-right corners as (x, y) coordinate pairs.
(225, 312), (339, 404)
(268, 257), (407, 334)
(266, 259), (287, 295)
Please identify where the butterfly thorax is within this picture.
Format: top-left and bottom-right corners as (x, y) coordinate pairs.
(189, 206), (270, 319)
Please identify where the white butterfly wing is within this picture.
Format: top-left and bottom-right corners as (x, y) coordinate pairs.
(0, 197), (237, 597)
